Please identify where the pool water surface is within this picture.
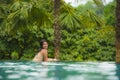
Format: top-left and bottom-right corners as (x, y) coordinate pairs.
(0, 61), (120, 80)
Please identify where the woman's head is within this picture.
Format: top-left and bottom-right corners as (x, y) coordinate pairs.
(40, 39), (48, 49)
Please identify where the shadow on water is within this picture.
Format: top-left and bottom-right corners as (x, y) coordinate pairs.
(0, 68), (9, 80)
(0, 61), (20, 80)
(116, 63), (120, 80)
(0, 61), (33, 80)
(46, 62), (81, 80)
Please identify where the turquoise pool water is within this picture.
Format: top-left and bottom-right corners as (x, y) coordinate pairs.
(0, 61), (120, 80)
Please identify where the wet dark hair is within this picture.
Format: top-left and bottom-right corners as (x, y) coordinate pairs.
(38, 39), (47, 51)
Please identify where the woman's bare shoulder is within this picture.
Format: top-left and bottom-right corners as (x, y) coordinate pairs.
(41, 49), (47, 53)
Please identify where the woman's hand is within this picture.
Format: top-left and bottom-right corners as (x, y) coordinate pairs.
(48, 58), (58, 62)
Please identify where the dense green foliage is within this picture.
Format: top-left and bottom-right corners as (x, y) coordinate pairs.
(0, 0), (115, 61)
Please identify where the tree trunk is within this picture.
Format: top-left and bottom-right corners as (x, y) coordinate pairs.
(116, 0), (120, 63)
(53, 0), (61, 60)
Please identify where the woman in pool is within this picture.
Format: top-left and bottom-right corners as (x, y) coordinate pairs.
(33, 39), (57, 62)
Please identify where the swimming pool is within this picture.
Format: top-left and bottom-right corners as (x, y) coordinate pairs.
(0, 61), (120, 80)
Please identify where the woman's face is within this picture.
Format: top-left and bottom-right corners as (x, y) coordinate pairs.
(42, 42), (48, 49)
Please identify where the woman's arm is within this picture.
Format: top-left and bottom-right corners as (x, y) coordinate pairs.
(42, 50), (48, 61)
(48, 58), (58, 62)
(42, 49), (58, 62)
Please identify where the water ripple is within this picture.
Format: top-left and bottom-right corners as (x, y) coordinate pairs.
(0, 61), (119, 80)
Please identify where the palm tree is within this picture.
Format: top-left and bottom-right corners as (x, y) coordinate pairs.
(53, 0), (105, 59)
(53, 0), (61, 59)
(116, 0), (120, 63)
(53, 0), (83, 59)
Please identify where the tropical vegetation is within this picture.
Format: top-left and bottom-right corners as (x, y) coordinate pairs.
(0, 0), (116, 61)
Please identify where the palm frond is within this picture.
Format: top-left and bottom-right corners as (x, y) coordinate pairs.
(93, 0), (104, 7)
(60, 3), (81, 31)
(3, 0), (52, 34)
(87, 10), (104, 27)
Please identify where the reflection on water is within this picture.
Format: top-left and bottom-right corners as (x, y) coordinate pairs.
(116, 64), (120, 80)
(0, 61), (120, 80)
